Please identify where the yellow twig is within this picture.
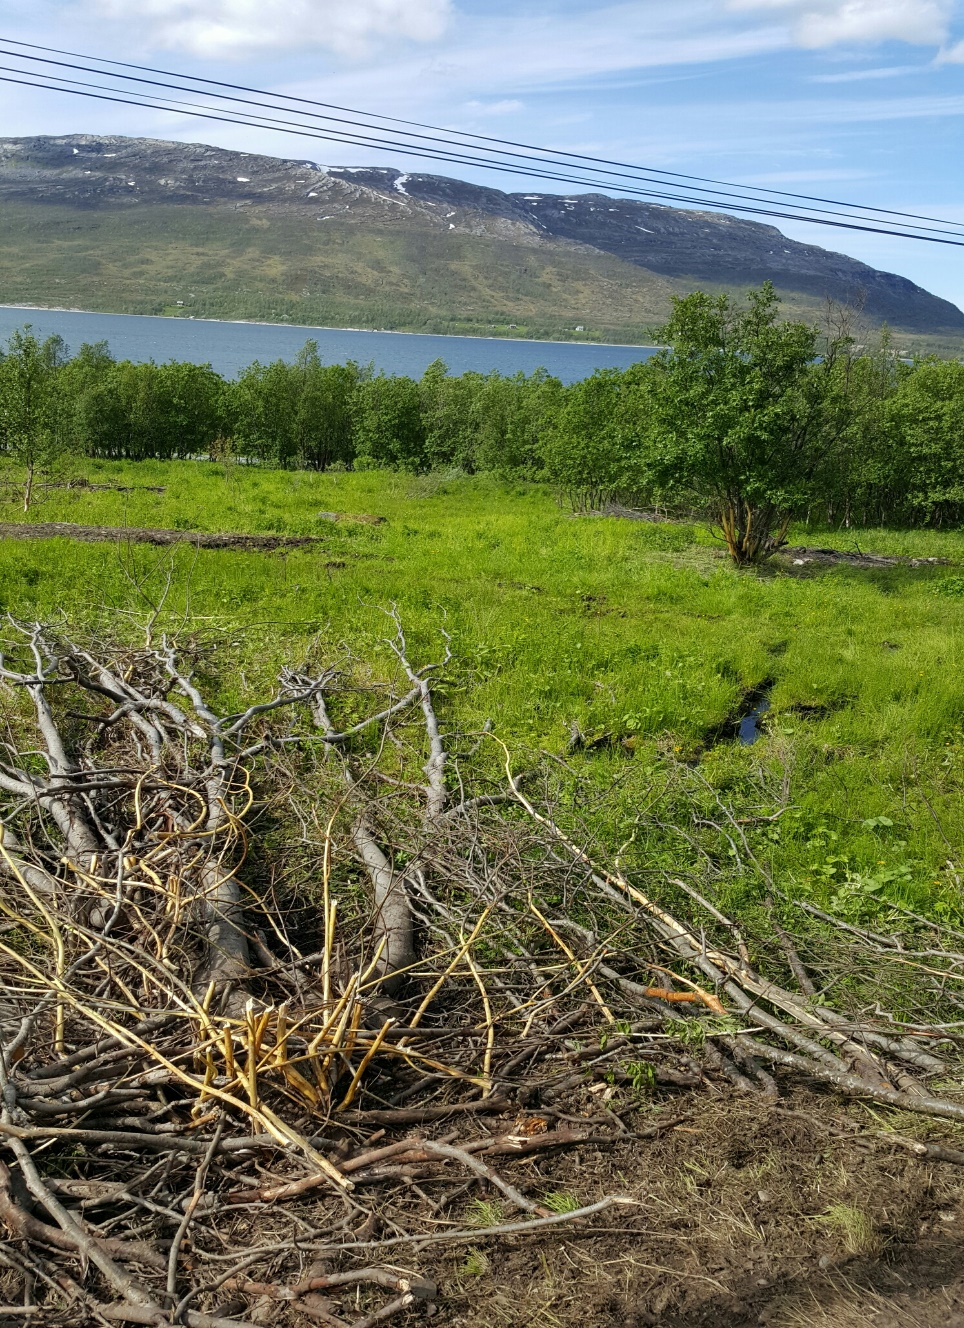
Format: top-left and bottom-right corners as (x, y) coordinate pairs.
(465, 944), (495, 1094)
(336, 1020), (393, 1110)
(528, 895), (616, 1027)
(406, 905), (493, 1037)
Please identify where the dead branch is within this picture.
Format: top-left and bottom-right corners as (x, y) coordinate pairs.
(0, 614), (961, 1322)
(418, 1138), (544, 1213)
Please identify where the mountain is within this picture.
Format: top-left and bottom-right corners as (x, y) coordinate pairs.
(0, 133), (961, 346)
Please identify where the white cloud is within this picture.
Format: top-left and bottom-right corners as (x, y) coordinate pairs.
(939, 38), (964, 60)
(727, 0), (954, 48)
(809, 63), (929, 81)
(90, 0), (453, 58)
(272, 2), (785, 116)
(464, 99), (526, 115)
(736, 167), (875, 182)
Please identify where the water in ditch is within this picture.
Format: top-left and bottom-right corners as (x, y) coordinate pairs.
(737, 692), (772, 745)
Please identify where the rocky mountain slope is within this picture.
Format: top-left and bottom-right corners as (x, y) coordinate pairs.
(1, 133), (961, 340)
(335, 166), (963, 333)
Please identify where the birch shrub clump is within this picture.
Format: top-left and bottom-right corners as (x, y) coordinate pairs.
(643, 283), (853, 565)
(0, 328), (74, 510)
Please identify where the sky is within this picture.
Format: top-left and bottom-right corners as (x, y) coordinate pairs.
(1, 0), (963, 310)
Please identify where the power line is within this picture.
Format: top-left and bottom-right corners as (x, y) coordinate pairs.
(3, 40), (961, 242)
(4, 34), (961, 237)
(0, 44), (958, 237)
(1, 39), (963, 249)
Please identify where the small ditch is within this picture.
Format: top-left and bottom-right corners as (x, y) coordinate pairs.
(702, 681), (775, 750)
(0, 521), (332, 551)
(737, 689), (772, 745)
(703, 682), (853, 752)
(782, 545), (950, 569)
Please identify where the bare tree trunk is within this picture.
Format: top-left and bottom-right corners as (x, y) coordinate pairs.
(350, 820), (415, 993)
(718, 496), (791, 566)
(193, 794), (251, 1010)
(306, 684), (418, 993)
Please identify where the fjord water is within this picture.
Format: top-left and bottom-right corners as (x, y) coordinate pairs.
(0, 307), (657, 382)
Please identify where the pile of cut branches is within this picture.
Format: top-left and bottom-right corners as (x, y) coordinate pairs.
(0, 614), (962, 1327)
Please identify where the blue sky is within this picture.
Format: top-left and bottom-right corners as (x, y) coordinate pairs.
(1, 0), (963, 309)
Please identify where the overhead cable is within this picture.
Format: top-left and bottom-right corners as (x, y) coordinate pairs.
(4, 34), (961, 236)
(1, 39), (963, 249)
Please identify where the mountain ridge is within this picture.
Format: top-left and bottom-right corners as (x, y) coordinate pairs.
(1, 133), (961, 342)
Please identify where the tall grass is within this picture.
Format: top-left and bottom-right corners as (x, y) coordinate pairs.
(4, 461), (964, 925)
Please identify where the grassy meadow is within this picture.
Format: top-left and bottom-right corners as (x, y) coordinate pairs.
(5, 461), (964, 934)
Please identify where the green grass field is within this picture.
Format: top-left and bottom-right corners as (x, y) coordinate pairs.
(5, 461), (964, 931)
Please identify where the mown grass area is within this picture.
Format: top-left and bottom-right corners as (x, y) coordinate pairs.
(4, 460), (964, 932)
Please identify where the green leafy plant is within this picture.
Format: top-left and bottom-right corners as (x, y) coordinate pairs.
(830, 862), (915, 919)
(461, 1249), (490, 1277)
(665, 1017), (708, 1049)
(0, 327), (75, 510)
(622, 1060), (657, 1094)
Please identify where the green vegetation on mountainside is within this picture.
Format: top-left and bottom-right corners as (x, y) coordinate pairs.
(4, 197), (957, 351)
(0, 199), (678, 341)
(4, 462), (964, 934)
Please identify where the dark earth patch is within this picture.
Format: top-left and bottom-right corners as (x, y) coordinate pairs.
(423, 1091), (964, 1328)
(0, 520), (328, 550)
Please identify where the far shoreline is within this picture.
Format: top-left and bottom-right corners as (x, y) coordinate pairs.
(0, 303), (658, 352)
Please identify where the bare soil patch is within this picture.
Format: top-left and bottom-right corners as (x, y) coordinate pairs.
(0, 520), (328, 551)
(780, 546), (951, 569)
(57, 478), (168, 495)
(423, 1090), (964, 1328)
